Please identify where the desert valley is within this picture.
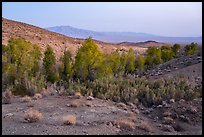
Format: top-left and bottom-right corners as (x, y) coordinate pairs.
(2, 2), (202, 135)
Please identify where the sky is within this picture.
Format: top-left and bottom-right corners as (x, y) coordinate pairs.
(2, 2), (202, 37)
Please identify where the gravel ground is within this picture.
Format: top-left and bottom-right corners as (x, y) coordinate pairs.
(2, 94), (202, 135)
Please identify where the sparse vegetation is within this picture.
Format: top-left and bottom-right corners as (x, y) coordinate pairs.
(2, 89), (12, 104)
(63, 115), (77, 125)
(21, 95), (32, 103)
(2, 37), (201, 108)
(184, 42), (198, 55)
(74, 91), (82, 99)
(32, 93), (42, 100)
(113, 117), (136, 130)
(24, 109), (43, 123)
(70, 100), (81, 108)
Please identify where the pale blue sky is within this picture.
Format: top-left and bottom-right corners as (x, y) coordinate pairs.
(2, 2), (202, 37)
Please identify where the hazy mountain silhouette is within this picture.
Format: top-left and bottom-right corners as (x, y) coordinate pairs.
(46, 26), (202, 44)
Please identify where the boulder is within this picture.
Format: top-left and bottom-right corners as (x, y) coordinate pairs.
(87, 96), (94, 101)
(169, 99), (175, 103)
(157, 105), (163, 108)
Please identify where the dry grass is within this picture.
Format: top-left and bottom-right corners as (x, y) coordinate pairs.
(32, 93), (42, 100)
(137, 121), (154, 132)
(63, 115), (76, 125)
(70, 100), (80, 108)
(24, 109), (43, 123)
(41, 88), (50, 97)
(2, 89), (12, 104)
(113, 117), (136, 130)
(21, 96), (32, 103)
(74, 91), (82, 99)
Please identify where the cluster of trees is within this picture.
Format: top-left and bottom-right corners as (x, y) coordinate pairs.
(2, 38), (42, 85)
(184, 42), (198, 55)
(2, 37), (198, 95)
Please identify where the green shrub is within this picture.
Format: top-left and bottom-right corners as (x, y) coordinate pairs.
(61, 75), (201, 107)
(184, 42), (198, 55)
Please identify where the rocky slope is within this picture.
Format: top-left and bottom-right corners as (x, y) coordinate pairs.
(2, 18), (147, 62)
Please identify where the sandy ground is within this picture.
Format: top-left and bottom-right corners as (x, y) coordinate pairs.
(2, 94), (202, 135)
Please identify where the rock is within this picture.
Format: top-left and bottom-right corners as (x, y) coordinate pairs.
(85, 102), (92, 107)
(162, 125), (175, 132)
(66, 104), (70, 107)
(179, 99), (185, 103)
(188, 106), (197, 114)
(127, 102), (135, 108)
(152, 105), (157, 108)
(169, 99), (175, 103)
(162, 117), (174, 125)
(113, 96), (120, 102)
(82, 130), (88, 134)
(157, 105), (163, 108)
(87, 96), (94, 100)
(4, 113), (14, 117)
(132, 109), (140, 114)
(117, 102), (126, 108)
(138, 104), (145, 110)
(149, 108), (154, 112)
(153, 116), (159, 122)
(123, 107), (128, 111)
(171, 113), (178, 119)
(157, 124), (162, 127)
(143, 110), (150, 115)
(107, 121), (113, 126)
(179, 115), (190, 123)
(163, 111), (172, 117)
(162, 101), (167, 106)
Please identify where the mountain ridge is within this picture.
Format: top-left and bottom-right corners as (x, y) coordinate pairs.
(46, 25), (202, 44)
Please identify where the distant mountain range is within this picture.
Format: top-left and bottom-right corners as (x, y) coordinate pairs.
(46, 26), (202, 45)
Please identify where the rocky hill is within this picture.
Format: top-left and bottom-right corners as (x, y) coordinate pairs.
(2, 18), (148, 62)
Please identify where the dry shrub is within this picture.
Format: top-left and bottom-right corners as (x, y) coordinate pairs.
(32, 93), (42, 100)
(113, 117), (136, 130)
(24, 109), (43, 123)
(70, 100), (80, 108)
(63, 115), (76, 125)
(2, 89), (12, 104)
(47, 86), (56, 96)
(41, 88), (50, 97)
(21, 95), (32, 103)
(74, 91), (82, 99)
(137, 121), (153, 132)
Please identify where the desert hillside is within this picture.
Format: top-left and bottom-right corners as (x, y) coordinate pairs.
(2, 18), (150, 62)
